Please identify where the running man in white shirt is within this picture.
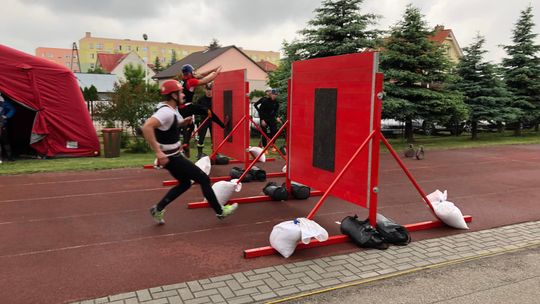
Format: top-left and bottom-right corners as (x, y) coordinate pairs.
(141, 80), (238, 224)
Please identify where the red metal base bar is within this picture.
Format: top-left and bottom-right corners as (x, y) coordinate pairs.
(162, 172), (287, 187)
(243, 215), (473, 258)
(143, 164), (155, 169)
(187, 190), (325, 209)
(226, 158), (276, 164)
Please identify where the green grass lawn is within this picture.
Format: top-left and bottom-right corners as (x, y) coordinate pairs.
(1, 131), (539, 176)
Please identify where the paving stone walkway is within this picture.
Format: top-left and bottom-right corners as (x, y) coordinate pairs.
(73, 220), (540, 304)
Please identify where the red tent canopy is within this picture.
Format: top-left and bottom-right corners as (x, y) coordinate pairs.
(0, 44), (100, 157)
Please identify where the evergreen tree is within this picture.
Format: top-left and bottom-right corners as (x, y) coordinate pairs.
(153, 56), (163, 72)
(124, 63), (145, 87)
(208, 38), (221, 50)
(298, 0), (380, 58)
(501, 5), (540, 135)
(269, 0), (380, 117)
(453, 34), (516, 139)
(380, 5), (467, 142)
(169, 50), (177, 68)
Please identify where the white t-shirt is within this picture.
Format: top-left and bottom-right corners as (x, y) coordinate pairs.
(152, 102), (184, 131)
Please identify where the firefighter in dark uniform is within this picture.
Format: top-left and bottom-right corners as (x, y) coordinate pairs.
(254, 88), (282, 148)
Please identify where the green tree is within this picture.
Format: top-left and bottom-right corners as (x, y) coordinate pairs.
(87, 66), (106, 74)
(168, 50), (178, 68)
(452, 34), (516, 139)
(501, 5), (540, 135)
(123, 63), (145, 87)
(379, 5), (467, 142)
(82, 87), (90, 101)
(153, 56), (163, 72)
(208, 38), (221, 50)
(269, 0), (380, 118)
(95, 64), (160, 136)
(298, 0), (380, 58)
(88, 85), (99, 101)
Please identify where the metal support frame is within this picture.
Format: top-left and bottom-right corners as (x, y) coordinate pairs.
(248, 116), (287, 160)
(190, 116), (211, 140)
(243, 130), (473, 258)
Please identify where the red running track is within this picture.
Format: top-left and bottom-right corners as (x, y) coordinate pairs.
(1, 145), (540, 303)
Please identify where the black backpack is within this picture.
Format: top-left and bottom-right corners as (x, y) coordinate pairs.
(340, 215), (389, 250)
(376, 214), (411, 246)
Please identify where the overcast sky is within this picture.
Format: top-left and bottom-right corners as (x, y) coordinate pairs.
(2, 0), (539, 63)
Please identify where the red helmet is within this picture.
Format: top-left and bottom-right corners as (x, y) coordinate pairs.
(160, 80), (182, 95)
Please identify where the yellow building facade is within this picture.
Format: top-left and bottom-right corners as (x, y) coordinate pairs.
(78, 32), (280, 72)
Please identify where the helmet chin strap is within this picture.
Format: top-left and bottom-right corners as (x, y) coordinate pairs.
(167, 92), (181, 107)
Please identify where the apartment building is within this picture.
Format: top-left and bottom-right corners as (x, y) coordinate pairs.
(35, 47), (80, 72)
(77, 32), (280, 72)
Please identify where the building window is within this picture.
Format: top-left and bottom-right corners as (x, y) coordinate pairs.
(127, 45), (131, 51)
(89, 43), (94, 49)
(90, 53), (94, 59)
(90, 63), (95, 68)
(96, 43), (104, 50)
(136, 46), (139, 51)
(116, 45), (122, 51)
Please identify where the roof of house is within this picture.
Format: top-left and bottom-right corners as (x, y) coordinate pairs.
(257, 60), (278, 72)
(428, 25), (463, 58)
(154, 45), (267, 79)
(96, 53), (128, 73)
(429, 26), (452, 43)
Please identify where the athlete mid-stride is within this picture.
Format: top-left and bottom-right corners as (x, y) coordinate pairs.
(141, 80), (238, 224)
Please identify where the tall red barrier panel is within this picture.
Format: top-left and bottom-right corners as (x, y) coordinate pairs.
(211, 69), (250, 164)
(244, 52), (472, 258)
(289, 52), (381, 208)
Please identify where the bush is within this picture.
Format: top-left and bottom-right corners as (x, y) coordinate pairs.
(125, 137), (151, 153)
(120, 131), (131, 149)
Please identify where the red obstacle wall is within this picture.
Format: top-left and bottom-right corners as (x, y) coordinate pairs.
(211, 69), (250, 162)
(288, 52), (382, 208)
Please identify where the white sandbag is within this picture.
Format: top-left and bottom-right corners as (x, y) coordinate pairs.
(282, 165), (287, 173)
(210, 179), (242, 206)
(269, 220), (301, 258)
(248, 146), (266, 163)
(194, 156), (211, 175)
(434, 200), (469, 229)
(297, 218), (329, 244)
(426, 189), (447, 207)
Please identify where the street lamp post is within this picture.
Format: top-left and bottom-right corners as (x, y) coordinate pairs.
(143, 33), (148, 91)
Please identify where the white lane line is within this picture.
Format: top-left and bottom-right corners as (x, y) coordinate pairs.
(0, 187), (166, 204)
(0, 176), (150, 187)
(0, 211), (346, 259)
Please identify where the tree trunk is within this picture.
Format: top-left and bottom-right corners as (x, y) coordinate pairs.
(471, 121), (478, 140)
(405, 119), (414, 143)
(513, 121), (522, 136)
(497, 121), (504, 133)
